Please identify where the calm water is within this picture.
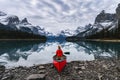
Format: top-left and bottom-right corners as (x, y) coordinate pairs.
(0, 40), (120, 68)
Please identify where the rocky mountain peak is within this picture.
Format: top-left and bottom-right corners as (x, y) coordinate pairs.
(95, 10), (117, 23)
(100, 10), (105, 14)
(6, 15), (19, 25)
(85, 24), (92, 29)
(21, 18), (29, 24)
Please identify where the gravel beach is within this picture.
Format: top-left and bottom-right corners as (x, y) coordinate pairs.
(0, 59), (120, 80)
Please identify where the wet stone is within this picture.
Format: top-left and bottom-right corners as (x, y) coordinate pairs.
(74, 66), (85, 70)
(50, 65), (54, 68)
(78, 71), (83, 74)
(27, 74), (46, 80)
(81, 66), (85, 70)
(32, 66), (37, 69)
(1, 74), (13, 80)
(116, 67), (120, 72)
(18, 66), (24, 69)
(39, 66), (45, 70)
(1, 59), (120, 80)
(102, 64), (108, 69)
(0, 65), (5, 73)
(74, 66), (82, 70)
(38, 70), (46, 74)
(79, 63), (84, 66)
(98, 73), (103, 80)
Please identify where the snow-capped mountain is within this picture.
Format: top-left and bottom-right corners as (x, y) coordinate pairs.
(58, 8), (119, 38)
(0, 11), (48, 36)
(66, 4), (120, 39)
(75, 8), (119, 39)
(57, 10), (118, 38)
(56, 26), (87, 37)
(57, 29), (75, 37)
(0, 14), (19, 26)
(77, 21), (117, 38)
(36, 26), (53, 36)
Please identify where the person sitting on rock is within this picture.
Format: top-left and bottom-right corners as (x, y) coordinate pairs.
(56, 46), (63, 60)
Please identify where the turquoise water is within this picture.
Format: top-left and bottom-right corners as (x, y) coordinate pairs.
(0, 40), (119, 68)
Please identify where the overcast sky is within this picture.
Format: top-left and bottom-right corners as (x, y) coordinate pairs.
(0, 0), (120, 34)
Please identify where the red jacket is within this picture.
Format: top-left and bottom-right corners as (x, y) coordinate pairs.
(56, 49), (63, 57)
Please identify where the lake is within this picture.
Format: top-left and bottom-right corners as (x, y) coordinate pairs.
(0, 40), (120, 68)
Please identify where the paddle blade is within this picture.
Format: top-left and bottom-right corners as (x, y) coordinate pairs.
(64, 52), (70, 55)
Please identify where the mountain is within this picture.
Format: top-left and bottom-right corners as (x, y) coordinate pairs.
(84, 21), (117, 39)
(84, 6), (119, 39)
(66, 3), (120, 40)
(56, 26), (87, 37)
(57, 29), (74, 37)
(20, 18), (29, 24)
(0, 14), (38, 34)
(59, 4), (120, 39)
(0, 11), (46, 39)
(95, 10), (117, 23)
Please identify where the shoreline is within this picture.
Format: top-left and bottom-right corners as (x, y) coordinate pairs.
(0, 39), (46, 41)
(0, 38), (120, 42)
(84, 39), (120, 42)
(0, 59), (120, 80)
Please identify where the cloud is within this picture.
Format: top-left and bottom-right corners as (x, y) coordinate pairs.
(0, 0), (120, 34)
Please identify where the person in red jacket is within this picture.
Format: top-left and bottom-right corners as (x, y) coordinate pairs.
(56, 46), (63, 59)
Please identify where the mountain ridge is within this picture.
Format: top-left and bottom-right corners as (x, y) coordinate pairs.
(66, 3), (120, 40)
(0, 11), (46, 40)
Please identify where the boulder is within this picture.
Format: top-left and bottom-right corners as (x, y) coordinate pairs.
(1, 74), (13, 80)
(39, 66), (45, 70)
(27, 74), (46, 80)
(81, 66), (85, 70)
(38, 70), (46, 74)
(74, 66), (82, 70)
(0, 65), (5, 75)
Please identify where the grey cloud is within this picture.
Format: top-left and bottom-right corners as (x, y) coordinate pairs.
(0, 0), (120, 34)
(39, 0), (57, 13)
(53, 0), (70, 12)
(28, 15), (44, 19)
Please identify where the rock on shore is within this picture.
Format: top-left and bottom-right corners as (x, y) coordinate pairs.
(0, 59), (120, 80)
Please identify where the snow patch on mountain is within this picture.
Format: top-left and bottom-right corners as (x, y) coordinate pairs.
(100, 21), (113, 28)
(78, 21), (117, 37)
(56, 26), (87, 37)
(0, 11), (49, 36)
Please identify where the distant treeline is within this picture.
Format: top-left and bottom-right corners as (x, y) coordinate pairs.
(0, 28), (46, 40)
(86, 20), (120, 39)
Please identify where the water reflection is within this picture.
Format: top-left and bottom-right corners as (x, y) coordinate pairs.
(0, 41), (41, 61)
(0, 40), (120, 68)
(76, 41), (120, 60)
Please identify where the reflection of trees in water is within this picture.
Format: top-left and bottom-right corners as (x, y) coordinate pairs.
(75, 41), (120, 59)
(0, 41), (44, 62)
(1, 40), (120, 64)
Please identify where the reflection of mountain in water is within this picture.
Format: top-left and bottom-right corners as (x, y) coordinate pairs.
(0, 40), (67, 64)
(0, 40), (120, 67)
(75, 41), (120, 59)
(0, 41), (45, 62)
